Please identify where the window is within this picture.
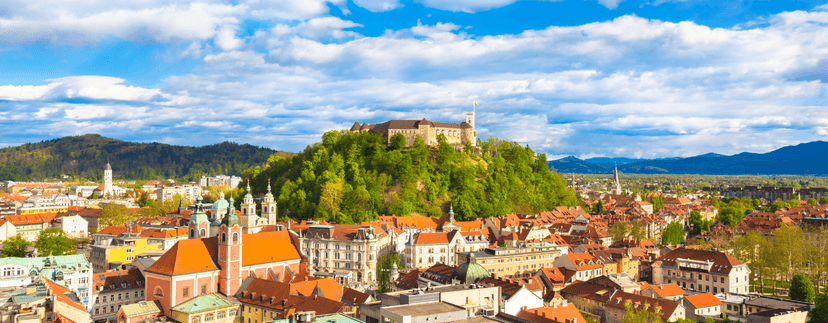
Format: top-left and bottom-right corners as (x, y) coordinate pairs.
(110, 295), (115, 302)
(183, 287), (189, 297)
(103, 307), (107, 314)
(110, 306), (114, 312)
(95, 308), (99, 315)
(205, 314), (214, 321)
(218, 311), (227, 319)
(95, 297), (99, 304)
(229, 309), (238, 316)
(125, 292), (129, 299)
(118, 294), (122, 301)
(201, 285), (206, 295)
(126, 248), (134, 253)
(135, 291), (139, 298)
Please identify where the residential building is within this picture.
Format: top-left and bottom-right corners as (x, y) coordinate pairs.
(0, 219), (17, 241)
(746, 308), (808, 323)
(456, 242), (562, 279)
(0, 277), (92, 323)
(169, 293), (241, 323)
(19, 194), (71, 214)
(477, 277), (543, 315)
(652, 248), (751, 294)
(294, 223), (393, 283)
(0, 255), (94, 311)
(379, 301), (470, 323)
(513, 303), (586, 323)
(51, 214), (88, 238)
(199, 175), (241, 188)
(91, 268), (146, 322)
(155, 184), (201, 202)
(714, 293), (812, 323)
(376, 283), (501, 318)
(2, 213), (58, 241)
(641, 283), (686, 302)
(552, 252), (604, 282)
(604, 290), (685, 323)
(682, 293), (723, 322)
(116, 300), (163, 323)
(235, 277), (347, 322)
(90, 235), (162, 272)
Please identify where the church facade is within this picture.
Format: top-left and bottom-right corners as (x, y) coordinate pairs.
(350, 112), (476, 147)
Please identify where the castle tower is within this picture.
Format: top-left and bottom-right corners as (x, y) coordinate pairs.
(261, 179), (277, 225)
(240, 181), (257, 232)
(218, 197), (243, 296)
(465, 111), (474, 129)
(188, 195), (210, 239)
(103, 162), (113, 198)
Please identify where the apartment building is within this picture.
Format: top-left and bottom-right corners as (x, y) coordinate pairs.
(552, 252), (605, 282)
(652, 248), (751, 294)
(90, 235), (162, 272)
(456, 242), (562, 279)
(91, 268), (146, 323)
(296, 224), (394, 283)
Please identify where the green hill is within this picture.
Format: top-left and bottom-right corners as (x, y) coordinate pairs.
(245, 131), (577, 223)
(0, 134), (288, 181)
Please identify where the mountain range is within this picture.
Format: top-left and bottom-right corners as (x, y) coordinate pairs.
(548, 141), (828, 175)
(0, 134), (289, 181)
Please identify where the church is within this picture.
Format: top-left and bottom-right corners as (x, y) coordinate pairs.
(93, 162), (126, 198)
(143, 193), (306, 316)
(200, 181), (276, 237)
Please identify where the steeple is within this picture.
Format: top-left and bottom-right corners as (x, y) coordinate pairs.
(218, 194), (242, 296)
(449, 204), (455, 224)
(261, 179), (277, 225)
(222, 196), (239, 227)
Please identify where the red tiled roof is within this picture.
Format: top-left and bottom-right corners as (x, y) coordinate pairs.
(516, 303), (585, 323)
(657, 248), (744, 274)
(645, 284), (685, 297)
(413, 232), (449, 245)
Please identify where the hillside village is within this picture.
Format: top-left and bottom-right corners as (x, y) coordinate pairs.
(0, 160), (825, 323)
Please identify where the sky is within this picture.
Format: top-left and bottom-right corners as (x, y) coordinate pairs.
(1, 0), (828, 160)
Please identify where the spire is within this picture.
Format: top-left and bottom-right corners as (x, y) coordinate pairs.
(449, 204), (455, 224)
(264, 179), (274, 199)
(244, 179), (253, 200)
(222, 195), (239, 227)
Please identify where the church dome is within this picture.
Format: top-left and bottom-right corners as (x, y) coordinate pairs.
(211, 192), (229, 211)
(452, 253), (490, 284)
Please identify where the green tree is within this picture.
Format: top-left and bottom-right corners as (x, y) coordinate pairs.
(100, 203), (129, 226)
(821, 196), (828, 205)
(592, 200), (606, 214)
(689, 210), (704, 235)
(770, 201), (789, 212)
(621, 301), (662, 323)
(390, 133), (406, 150)
(609, 222), (629, 242)
(790, 273), (815, 303)
(810, 291), (828, 323)
(630, 220), (647, 240)
(774, 224), (804, 283)
(808, 198), (817, 206)
(34, 229), (76, 256)
(661, 222), (685, 245)
(0, 235), (33, 257)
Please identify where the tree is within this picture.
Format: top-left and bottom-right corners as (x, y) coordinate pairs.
(630, 220), (647, 240)
(689, 210), (705, 235)
(1, 235), (33, 257)
(821, 196), (828, 205)
(774, 224), (804, 283)
(390, 133), (406, 150)
(100, 203), (129, 226)
(661, 222), (685, 245)
(790, 274), (815, 303)
(621, 301), (662, 323)
(808, 198), (818, 206)
(609, 222), (629, 242)
(592, 200), (606, 214)
(34, 229), (76, 256)
(810, 291), (828, 323)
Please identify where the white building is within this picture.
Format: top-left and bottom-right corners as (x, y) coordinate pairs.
(0, 255), (94, 311)
(52, 214), (89, 238)
(155, 184), (202, 202)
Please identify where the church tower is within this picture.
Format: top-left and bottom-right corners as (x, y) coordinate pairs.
(613, 164), (622, 195)
(240, 181), (258, 233)
(103, 162), (113, 198)
(218, 197), (243, 296)
(188, 195), (210, 239)
(261, 179), (277, 225)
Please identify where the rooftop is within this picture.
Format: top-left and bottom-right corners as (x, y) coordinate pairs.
(382, 301), (466, 317)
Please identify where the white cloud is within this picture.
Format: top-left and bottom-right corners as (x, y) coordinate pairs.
(352, 0), (401, 12)
(214, 26), (244, 51)
(597, 0), (623, 10)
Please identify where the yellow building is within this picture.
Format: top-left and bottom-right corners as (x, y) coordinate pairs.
(456, 242), (562, 279)
(90, 235), (162, 272)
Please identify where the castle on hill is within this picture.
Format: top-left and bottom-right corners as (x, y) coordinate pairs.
(350, 111), (477, 147)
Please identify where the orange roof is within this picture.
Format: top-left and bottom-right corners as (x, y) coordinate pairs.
(413, 232), (449, 245)
(4, 213), (58, 225)
(646, 284), (686, 297)
(684, 293), (722, 309)
(97, 225), (143, 236)
(566, 252), (603, 270)
(516, 303), (585, 323)
(42, 277), (87, 312)
(146, 230), (301, 276)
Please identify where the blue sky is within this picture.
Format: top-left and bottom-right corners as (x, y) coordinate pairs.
(1, 0), (828, 159)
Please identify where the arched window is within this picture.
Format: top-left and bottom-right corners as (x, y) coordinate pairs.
(200, 229), (206, 237)
(190, 229), (194, 238)
(153, 287), (163, 297)
(221, 233), (227, 243)
(233, 233), (239, 243)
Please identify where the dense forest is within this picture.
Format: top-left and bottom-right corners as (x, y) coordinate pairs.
(243, 130), (578, 223)
(0, 134), (288, 181)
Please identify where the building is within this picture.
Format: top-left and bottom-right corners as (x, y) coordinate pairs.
(513, 303), (586, 323)
(169, 293), (241, 323)
(91, 268), (146, 322)
(143, 206), (304, 316)
(552, 252), (604, 282)
(350, 113), (477, 148)
(295, 223), (393, 283)
(652, 248), (751, 294)
(199, 175), (241, 188)
(2, 213), (58, 241)
(456, 242), (562, 279)
(603, 291), (685, 323)
(641, 283), (686, 302)
(746, 308), (808, 323)
(19, 194), (71, 215)
(714, 293), (812, 323)
(235, 277), (347, 322)
(51, 214), (89, 238)
(612, 165), (622, 195)
(477, 277), (543, 315)
(0, 255), (94, 311)
(116, 300), (163, 323)
(0, 277), (92, 323)
(682, 293), (723, 322)
(375, 283), (501, 319)
(155, 184), (202, 202)
(379, 301), (469, 323)
(90, 235), (163, 272)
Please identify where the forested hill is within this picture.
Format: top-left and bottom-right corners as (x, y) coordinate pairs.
(245, 131), (578, 223)
(0, 134), (287, 181)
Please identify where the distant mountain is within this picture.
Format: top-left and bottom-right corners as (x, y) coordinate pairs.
(0, 134), (292, 181)
(548, 156), (610, 174)
(584, 157), (655, 169)
(549, 141), (828, 175)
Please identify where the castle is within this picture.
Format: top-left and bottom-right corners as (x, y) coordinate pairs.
(350, 112), (476, 147)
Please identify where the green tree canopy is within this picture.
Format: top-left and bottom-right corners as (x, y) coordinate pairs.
(0, 235), (33, 258)
(808, 198), (817, 206)
(621, 301), (662, 323)
(821, 196), (828, 205)
(661, 222), (684, 245)
(790, 273), (815, 303)
(810, 291), (828, 323)
(35, 229), (76, 256)
(609, 222), (629, 242)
